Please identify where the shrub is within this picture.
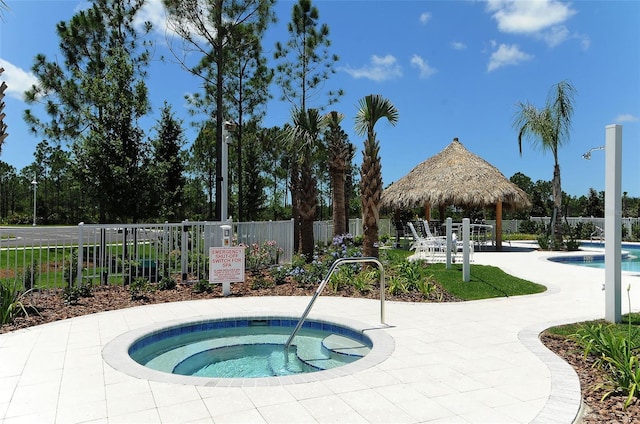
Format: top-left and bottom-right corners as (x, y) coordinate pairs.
(518, 220), (539, 234)
(350, 270), (376, 294)
(632, 223), (640, 241)
(61, 286), (80, 305)
(415, 278), (436, 299)
(1, 280), (34, 325)
(393, 261), (426, 290)
(192, 279), (212, 294)
(537, 234), (550, 250)
(129, 277), (154, 300)
(562, 223), (581, 251)
(572, 287), (640, 409)
(60, 281), (94, 305)
(387, 275), (409, 296)
(268, 265), (290, 285)
(157, 276), (177, 291)
(250, 274), (275, 290)
(328, 266), (354, 293)
(244, 240), (283, 271)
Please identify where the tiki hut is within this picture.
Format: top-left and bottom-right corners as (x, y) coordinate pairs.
(381, 138), (531, 250)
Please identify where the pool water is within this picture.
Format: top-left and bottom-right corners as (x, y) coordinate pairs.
(129, 318), (371, 378)
(174, 344), (314, 378)
(550, 242), (640, 272)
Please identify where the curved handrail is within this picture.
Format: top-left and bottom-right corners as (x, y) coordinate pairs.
(284, 257), (386, 348)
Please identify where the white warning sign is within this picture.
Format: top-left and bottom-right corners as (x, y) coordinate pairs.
(209, 247), (245, 284)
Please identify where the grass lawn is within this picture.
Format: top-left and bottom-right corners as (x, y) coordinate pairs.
(381, 248), (546, 300)
(427, 263), (547, 300)
(544, 312), (640, 337)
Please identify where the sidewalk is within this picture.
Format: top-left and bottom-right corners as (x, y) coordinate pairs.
(1, 241), (638, 423)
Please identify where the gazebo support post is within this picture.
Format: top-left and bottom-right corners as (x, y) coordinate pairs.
(495, 201), (503, 251)
(424, 203), (431, 223)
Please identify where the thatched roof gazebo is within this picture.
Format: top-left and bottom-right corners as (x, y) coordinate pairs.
(381, 138), (531, 250)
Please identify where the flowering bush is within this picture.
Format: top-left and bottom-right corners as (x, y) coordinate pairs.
(243, 240), (283, 271)
(329, 233), (362, 260)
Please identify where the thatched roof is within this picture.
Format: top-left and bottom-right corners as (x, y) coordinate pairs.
(381, 138), (531, 210)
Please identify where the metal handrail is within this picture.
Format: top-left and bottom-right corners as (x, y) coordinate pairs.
(284, 257), (386, 348)
(591, 226), (605, 242)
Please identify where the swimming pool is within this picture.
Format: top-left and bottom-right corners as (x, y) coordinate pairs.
(549, 242), (640, 272)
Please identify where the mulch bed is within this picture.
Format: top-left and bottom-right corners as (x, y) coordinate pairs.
(2, 278), (638, 422)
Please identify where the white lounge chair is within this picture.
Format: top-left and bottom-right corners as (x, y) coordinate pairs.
(407, 221), (446, 251)
(407, 221), (474, 263)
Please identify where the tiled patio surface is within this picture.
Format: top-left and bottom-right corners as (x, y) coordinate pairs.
(1, 241), (638, 423)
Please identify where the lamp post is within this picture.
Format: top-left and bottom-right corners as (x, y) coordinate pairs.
(221, 121), (237, 222)
(582, 124), (622, 323)
(31, 176), (37, 226)
(581, 146), (604, 160)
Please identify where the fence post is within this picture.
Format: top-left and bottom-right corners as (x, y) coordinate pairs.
(181, 220), (189, 282)
(77, 222), (84, 287)
(462, 218), (471, 282)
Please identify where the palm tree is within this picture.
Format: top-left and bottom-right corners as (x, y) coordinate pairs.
(513, 80), (576, 248)
(286, 107), (325, 262)
(355, 94), (399, 258)
(325, 111), (351, 238)
(0, 1), (8, 20)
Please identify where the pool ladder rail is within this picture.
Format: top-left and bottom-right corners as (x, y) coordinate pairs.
(285, 257), (387, 349)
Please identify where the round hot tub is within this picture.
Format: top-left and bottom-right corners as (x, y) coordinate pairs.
(103, 314), (394, 386)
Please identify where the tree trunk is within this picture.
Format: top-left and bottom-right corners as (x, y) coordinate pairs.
(360, 136), (382, 258)
(331, 167), (346, 238)
(552, 163), (563, 247)
(289, 161), (301, 253)
(298, 161), (317, 262)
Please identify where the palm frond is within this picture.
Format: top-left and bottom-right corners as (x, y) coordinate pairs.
(354, 94), (399, 137)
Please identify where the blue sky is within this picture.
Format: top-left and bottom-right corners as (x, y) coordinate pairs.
(1, 0), (639, 198)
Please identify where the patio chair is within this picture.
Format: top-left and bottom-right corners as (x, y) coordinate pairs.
(407, 222), (447, 252)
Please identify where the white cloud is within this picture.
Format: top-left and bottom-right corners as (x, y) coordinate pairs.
(139, 0), (213, 46)
(487, 44), (533, 72)
(136, 0), (169, 37)
(486, 0), (576, 34)
(485, 0), (582, 48)
(451, 41), (467, 50)
(539, 25), (570, 47)
(342, 55), (402, 82)
(419, 12), (431, 25)
(614, 114), (639, 123)
(410, 55), (436, 79)
(0, 59), (39, 101)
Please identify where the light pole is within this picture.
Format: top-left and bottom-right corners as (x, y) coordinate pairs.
(31, 176), (37, 226)
(582, 124), (622, 323)
(221, 121), (237, 222)
(581, 146), (604, 160)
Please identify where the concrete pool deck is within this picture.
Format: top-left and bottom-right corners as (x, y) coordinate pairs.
(1, 241), (639, 423)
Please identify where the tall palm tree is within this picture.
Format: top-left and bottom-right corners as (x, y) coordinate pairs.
(513, 80), (576, 248)
(325, 110), (350, 238)
(355, 94), (399, 258)
(286, 107), (325, 262)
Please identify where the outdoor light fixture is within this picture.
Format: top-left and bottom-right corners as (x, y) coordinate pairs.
(582, 145), (605, 160)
